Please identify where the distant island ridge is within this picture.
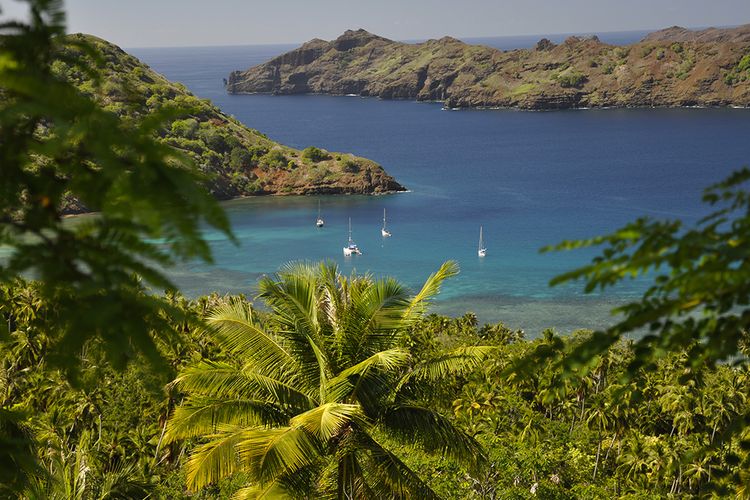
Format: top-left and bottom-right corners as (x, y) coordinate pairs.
(227, 24), (750, 110)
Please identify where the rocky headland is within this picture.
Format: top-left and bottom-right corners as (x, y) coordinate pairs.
(227, 25), (750, 109)
(58, 35), (405, 214)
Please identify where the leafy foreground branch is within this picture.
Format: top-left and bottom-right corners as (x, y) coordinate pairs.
(0, 0), (232, 378)
(0, 0), (231, 493)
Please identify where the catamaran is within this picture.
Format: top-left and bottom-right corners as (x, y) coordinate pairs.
(478, 225), (487, 257)
(343, 218), (362, 256)
(381, 208), (392, 237)
(315, 201), (324, 227)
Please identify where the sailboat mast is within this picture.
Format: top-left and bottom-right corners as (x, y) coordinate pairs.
(479, 226), (483, 250)
(383, 208), (386, 230)
(348, 217), (352, 244)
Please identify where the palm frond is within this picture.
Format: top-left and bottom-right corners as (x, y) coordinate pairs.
(258, 268), (320, 341)
(258, 271), (330, 391)
(235, 426), (322, 485)
(170, 360), (315, 408)
(396, 345), (497, 392)
(164, 398), (287, 443)
(402, 261), (459, 323)
(232, 481), (291, 500)
(204, 300), (297, 378)
(327, 348), (411, 404)
(185, 426), (250, 491)
(382, 404), (485, 472)
(289, 403), (366, 441)
(340, 278), (412, 364)
(232, 465), (320, 500)
(307, 333), (334, 403)
(185, 425), (322, 491)
(358, 432), (440, 499)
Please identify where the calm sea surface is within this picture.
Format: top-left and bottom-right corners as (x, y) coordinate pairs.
(129, 33), (750, 334)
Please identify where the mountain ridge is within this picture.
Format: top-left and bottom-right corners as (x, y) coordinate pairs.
(228, 25), (750, 109)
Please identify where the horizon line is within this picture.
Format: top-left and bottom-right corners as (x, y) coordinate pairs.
(121, 23), (739, 51)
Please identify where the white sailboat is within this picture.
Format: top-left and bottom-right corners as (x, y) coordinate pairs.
(343, 218), (362, 256)
(478, 226), (487, 257)
(381, 208), (392, 237)
(315, 201), (325, 227)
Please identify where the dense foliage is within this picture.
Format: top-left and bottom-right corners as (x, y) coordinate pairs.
(3, 279), (750, 498)
(0, 0), (232, 492)
(0, 0), (231, 380)
(4, 1), (750, 498)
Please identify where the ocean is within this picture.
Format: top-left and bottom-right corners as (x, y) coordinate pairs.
(129, 32), (750, 335)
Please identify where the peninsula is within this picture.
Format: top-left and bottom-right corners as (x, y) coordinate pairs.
(228, 25), (750, 109)
(58, 35), (404, 214)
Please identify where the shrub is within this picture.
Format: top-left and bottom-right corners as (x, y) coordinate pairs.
(259, 149), (287, 169)
(738, 53), (750, 72)
(613, 47), (629, 60)
(722, 53), (750, 86)
(170, 118), (199, 139)
(302, 146), (330, 162)
(197, 128), (229, 153)
(229, 147), (253, 170)
(247, 145), (269, 162)
(341, 158), (360, 173)
(556, 71), (587, 88)
(671, 42), (683, 54)
(166, 136), (205, 154)
(656, 48), (666, 60)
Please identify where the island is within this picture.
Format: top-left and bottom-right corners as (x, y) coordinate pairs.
(58, 35), (405, 214)
(227, 25), (750, 109)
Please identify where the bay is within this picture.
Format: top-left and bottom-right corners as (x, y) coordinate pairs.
(129, 34), (750, 335)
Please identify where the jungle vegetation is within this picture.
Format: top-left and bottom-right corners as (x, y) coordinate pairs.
(2, 1), (750, 498)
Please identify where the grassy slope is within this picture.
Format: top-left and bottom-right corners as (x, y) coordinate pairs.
(57, 34), (403, 213)
(228, 26), (750, 109)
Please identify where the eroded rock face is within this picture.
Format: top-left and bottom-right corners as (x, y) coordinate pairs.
(228, 25), (750, 110)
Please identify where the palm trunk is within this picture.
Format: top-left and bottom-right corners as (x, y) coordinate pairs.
(604, 430), (618, 463)
(338, 456), (356, 500)
(154, 417), (168, 460)
(593, 426), (602, 481)
(579, 396), (586, 421)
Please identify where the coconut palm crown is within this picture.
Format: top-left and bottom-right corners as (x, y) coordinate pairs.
(164, 260), (493, 498)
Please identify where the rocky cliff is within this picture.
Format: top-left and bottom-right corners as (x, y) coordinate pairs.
(58, 35), (404, 214)
(228, 25), (750, 109)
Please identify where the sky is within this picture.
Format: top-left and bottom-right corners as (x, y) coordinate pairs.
(1, 0), (749, 48)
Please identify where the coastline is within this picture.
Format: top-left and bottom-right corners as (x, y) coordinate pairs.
(226, 89), (750, 112)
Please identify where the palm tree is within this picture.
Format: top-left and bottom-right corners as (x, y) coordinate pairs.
(165, 261), (491, 498)
(585, 399), (610, 481)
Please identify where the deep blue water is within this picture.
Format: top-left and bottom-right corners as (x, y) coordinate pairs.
(128, 35), (750, 334)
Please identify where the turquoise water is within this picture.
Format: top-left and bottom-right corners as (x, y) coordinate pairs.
(129, 41), (750, 334)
